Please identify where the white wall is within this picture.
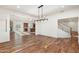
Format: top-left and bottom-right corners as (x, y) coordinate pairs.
(36, 15), (57, 37)
(0, 14), (10, 43)
(68, 22), (78, 31)
(36, 8), (79, 38)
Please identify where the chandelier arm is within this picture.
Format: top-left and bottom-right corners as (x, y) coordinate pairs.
(41, 7), (43, 19)
(38, 8), (40, 19)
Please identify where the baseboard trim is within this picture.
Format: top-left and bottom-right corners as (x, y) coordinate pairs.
(36, 34), (70, 39)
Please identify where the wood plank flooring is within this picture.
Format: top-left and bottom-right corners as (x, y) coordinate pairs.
(0, 32), (79, 53)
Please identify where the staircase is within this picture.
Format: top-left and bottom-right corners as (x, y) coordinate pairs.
(71, 31), (78, 50)
(58, 22), (78, 37)
(58, 23), (71, 33)
(58, 22), (78, 50)
(71, 31), (78, 37)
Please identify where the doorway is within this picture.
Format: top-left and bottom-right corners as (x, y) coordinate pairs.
(10, 20), (13, 32)
(30, 23), (35, 35)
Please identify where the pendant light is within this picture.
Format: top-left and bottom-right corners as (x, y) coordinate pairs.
(36, 5), (48, 22)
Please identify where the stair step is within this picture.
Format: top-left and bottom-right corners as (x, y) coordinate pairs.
(71, 31), (78, 36)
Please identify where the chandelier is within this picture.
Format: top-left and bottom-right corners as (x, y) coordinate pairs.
(36, 5), (48, 21)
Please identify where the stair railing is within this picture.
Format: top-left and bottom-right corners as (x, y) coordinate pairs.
(58, 22), (72, 35)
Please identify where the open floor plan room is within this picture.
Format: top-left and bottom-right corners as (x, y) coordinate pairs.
(0, 5), (79, 53)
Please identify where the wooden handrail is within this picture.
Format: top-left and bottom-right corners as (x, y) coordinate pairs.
(58, 23), (71, 29)
(58, 23), (72, 33)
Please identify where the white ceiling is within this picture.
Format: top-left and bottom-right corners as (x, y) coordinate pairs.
(0, 5), (79, 17)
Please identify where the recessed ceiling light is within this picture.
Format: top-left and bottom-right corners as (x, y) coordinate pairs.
(17, 6), (20, 8)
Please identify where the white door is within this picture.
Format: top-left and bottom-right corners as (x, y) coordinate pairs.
(0, 16), (10, 43)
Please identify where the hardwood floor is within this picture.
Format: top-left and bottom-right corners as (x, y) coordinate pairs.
(0, 32), (79, 53)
